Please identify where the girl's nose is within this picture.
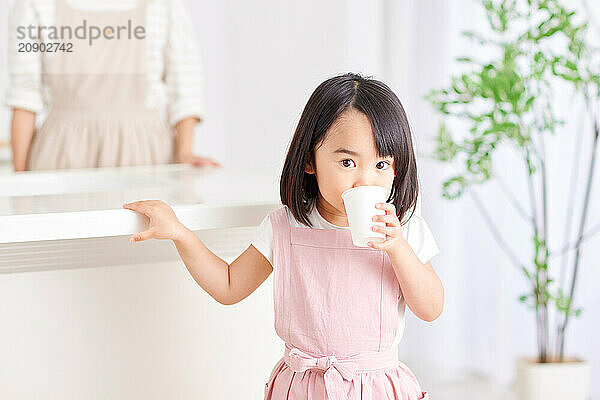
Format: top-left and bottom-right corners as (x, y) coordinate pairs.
(352, 168), (377, 188)
(352, 176), (374, 188)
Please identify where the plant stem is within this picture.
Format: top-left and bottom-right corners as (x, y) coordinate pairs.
(493, 175), (535, 224)
(557, 120), (599, 360)
(540, 133), (549, 362)
(524, 148), (546, 362)
(557, 100), (585, 300)
(524, 149), (539, 233)
(554, 99), (586, 360)
(549, 221), (600, 259)
(468, 189), (524, 269)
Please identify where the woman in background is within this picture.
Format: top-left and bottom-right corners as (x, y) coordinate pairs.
(7, 0), (218, 171)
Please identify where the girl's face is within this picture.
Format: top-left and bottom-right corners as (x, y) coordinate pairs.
(305, 109), (395, 226)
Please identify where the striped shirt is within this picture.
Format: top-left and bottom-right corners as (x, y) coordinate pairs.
(6, 0), (205, 126)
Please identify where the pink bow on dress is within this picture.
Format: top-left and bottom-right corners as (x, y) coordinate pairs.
(286, 347), (359, 400)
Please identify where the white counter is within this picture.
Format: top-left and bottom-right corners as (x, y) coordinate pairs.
(0, 164), (281, 273)
(0, 163), (281, 243)
(0, 164), (284, 400)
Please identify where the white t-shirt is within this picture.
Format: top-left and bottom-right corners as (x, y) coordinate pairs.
(251, 199), (440, 348)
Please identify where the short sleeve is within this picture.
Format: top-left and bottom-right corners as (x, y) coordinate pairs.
(250, 214), (274, 266)
(5, 0), (44, 113)
(403, 214), (439, 264)
(401, 196), (440, 264)
(164, 0), (206, 126)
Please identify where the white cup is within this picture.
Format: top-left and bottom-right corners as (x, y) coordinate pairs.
(341, 185), (388, 247)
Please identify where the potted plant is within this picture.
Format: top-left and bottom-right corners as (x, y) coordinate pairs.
(425, 0), (599, 399)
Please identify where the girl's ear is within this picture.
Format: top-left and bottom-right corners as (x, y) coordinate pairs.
(304, 157), (315, 174)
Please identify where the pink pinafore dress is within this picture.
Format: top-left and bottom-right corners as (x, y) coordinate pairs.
(264, 207), (429, 400)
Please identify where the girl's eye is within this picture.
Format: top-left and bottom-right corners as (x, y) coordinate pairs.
(340, 159), (356, 168)
(376, 161), (391, 170)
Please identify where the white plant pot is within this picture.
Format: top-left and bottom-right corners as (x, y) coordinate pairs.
(516, 356), (591, 400)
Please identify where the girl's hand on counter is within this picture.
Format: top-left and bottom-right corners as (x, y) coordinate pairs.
(122, 200), (189, 243)
(175, 152), (221, 167)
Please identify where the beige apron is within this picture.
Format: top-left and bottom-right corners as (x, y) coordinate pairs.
(28, 0), (174, 170)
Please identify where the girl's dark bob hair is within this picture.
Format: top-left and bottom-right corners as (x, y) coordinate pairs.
(280, 72), (419, 227)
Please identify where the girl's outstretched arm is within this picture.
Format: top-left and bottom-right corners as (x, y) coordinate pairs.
(123, 200), (273, 305)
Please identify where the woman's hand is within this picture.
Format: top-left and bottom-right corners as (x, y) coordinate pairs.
(173, 117), (220, 167)
(367, 202), (406, 254)
(122, 200), (189, 243)
(175, 152), (221, 167)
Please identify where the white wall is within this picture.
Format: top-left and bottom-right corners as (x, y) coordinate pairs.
(191, 0), (386, 172)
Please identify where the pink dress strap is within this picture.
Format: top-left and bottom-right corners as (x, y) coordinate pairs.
(268, 206), (290, 240)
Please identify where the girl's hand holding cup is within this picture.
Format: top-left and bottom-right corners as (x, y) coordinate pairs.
(341, 185), (405, 254)
(368, 202), (404, 253)
(122, 200), (189, 243)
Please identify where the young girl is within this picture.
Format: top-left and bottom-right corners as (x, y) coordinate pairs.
(123, 73), (443, 400)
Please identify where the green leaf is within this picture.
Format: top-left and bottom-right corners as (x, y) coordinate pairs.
(442, 176), (468, 200)
(434, 123), (459, 161)
(519, 294), (528, 303)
